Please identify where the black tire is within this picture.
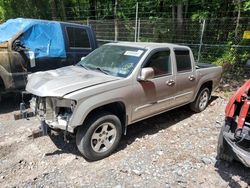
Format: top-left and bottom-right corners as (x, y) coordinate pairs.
(217, 124), (233, 162)
(76, 112), (122, 161)
(190, 87), (210, 112)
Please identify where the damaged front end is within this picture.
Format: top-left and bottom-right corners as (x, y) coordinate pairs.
(15, 95), (76, 139)
(217, 79), (250, 167)
(218, 118), (250, 167)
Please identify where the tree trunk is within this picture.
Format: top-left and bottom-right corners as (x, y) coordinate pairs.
(235, 0), (241, 38)
(171, 4), (175, 42)
(172, 4), (175, 22)
(177, 3), (183, 42)
(159, 0), (164, 12)
(177, 3), (183, 25)
(184, 2), (188, 19)
(89, 0), (97, 20)
(113, 0), (118, 41)
(60, 0), (67, 21)
(77, 0), (81, 18)
(50, 0), (57, 20)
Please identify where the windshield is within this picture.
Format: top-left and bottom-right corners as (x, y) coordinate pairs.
(78, 45), (146, 78)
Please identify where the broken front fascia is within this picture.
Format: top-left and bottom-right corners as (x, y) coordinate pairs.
(31, 96), (77, 133)
(223, 132), (250, 167)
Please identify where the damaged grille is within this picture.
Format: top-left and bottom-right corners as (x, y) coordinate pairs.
(30, 96), (56, 121)
(31, 96), (73, 127)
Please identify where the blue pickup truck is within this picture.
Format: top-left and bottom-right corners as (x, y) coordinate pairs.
(0, 18), (98, 98)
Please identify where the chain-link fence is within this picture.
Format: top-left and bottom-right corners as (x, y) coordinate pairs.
(73, 17), (250, 64)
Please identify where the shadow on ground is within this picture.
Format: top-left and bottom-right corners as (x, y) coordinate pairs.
(0, 92), (31, 114)
(46, 104), (196, 159)
(45, 133), (82, 157)
(118, 95), (218, 153)
(25, 95), (219, 161)
(215, 160), (250, 187)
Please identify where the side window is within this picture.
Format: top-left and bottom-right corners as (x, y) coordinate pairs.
(66, 27), (90, 48)
(174, 49), (192, 72)
(144, 50), (171, 77)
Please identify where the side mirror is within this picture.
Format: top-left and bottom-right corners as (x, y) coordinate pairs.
(246, 59), (250, 70)
(81, 57), (85, 61)
(138, 67), (154, 81)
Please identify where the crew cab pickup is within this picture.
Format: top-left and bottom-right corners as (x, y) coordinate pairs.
(0, 18), (97, 99)
(25, 42), (222, 161)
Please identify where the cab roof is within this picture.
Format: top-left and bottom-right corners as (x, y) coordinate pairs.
(106, 41), (190, 50)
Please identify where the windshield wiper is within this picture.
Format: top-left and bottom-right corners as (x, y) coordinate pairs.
(95, 67), (109, 75)
(78, 64), (109, 75)
(77, 64), (88, 70)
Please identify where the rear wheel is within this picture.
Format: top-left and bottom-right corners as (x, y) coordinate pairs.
(76, 112), (122, 161)
(190, 87), (210, 112)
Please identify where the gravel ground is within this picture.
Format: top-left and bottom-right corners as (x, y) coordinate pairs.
(0, 91), (250, 188)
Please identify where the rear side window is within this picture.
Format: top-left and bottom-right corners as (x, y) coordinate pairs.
(66, 27), (90, 48)
(144, 50), (172, 77)
(174, 49), (192, 72)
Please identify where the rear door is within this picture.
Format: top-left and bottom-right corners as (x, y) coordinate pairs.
(174, 48), (196, 105)
(64, 25), (96, 66)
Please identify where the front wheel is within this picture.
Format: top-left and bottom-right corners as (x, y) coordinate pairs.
(76, 112), (122, 161)
(190, 87), (210, 112)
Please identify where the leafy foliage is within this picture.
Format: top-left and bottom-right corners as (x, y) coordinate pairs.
(0, 0), (249, 21)
(0, 0), (249, 72)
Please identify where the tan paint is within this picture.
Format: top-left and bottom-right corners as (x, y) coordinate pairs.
(26, 42), (222, 133)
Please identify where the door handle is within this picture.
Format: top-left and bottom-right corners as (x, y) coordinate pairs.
(166, 80), (175, 86)
(188, 75), (196, 81)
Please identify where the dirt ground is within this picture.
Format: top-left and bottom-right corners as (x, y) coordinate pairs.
(0, 90), (250, 188)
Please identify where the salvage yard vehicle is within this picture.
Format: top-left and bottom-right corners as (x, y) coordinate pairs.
(21, 42), (222, 161)
(0, 18), (97, 101)
(217, 61), (250, 166)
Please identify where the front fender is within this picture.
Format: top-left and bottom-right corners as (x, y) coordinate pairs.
(68, 92), (130, 130)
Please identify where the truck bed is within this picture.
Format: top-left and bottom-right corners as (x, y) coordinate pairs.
(196, 63), (217, 69)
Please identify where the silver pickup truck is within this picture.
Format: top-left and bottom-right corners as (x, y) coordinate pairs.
(25, 42), (222, 161)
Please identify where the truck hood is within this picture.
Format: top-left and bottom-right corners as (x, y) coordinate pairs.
(26, 65), (119, 97)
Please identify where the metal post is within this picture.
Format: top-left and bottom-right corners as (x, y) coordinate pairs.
(40, 98), (48, 136)
(134, 2), (138, 42)
(137, 18), (140, 42)
(114, 0), (118, 42)
(198, 19), (206, 63)
(41, 119), (48, 136)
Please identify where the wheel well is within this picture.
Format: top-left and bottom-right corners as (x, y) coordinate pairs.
(81, 102), (126, 134)
(201, 81), (213, 94)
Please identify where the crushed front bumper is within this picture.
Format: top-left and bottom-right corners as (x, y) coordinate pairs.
(222, 131), (250, 167)
(14, 96), (75, 134)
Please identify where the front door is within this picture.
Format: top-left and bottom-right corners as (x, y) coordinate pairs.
(131, 49), (177, 122)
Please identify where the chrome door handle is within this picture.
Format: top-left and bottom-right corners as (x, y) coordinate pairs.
(166, 80), (175, 86)
(188, 75), (196, 81)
